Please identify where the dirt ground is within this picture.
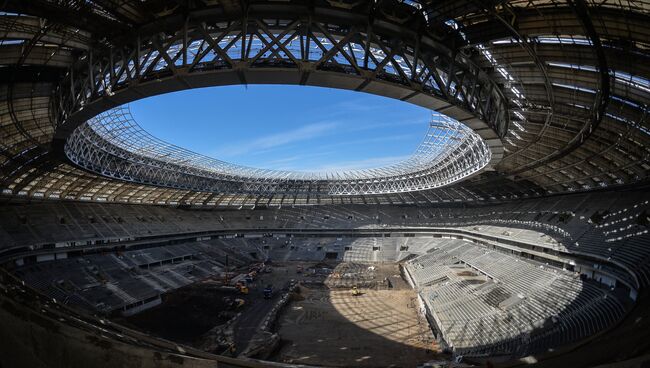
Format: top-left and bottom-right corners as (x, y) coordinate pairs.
(116, 284), (245, 344)
(271, 264), (444, 367)
(115, 262), (316, 352)
(113, 261), (445, 367)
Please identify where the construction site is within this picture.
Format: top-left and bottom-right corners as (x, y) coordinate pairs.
(271, 263), (439, 367)
(106, 259), (438, 366)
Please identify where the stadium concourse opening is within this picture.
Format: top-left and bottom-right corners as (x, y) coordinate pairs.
(2, 1), (650, 368)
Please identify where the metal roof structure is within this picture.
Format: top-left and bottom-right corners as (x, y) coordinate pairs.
(64, 106), (491, 195)
(0, 0), (648, 206)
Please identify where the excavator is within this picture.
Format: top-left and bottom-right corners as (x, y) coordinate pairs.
(223, 297), (245, 310)
(235, 281), (249, 294)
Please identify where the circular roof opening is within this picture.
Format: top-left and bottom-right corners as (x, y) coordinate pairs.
(129, 85), (430, 173)
(64, 85), (492, 195)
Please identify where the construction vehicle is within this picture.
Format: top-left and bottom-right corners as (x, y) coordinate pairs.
(245, 271), (256, 284)
(233, 298), (245, 308)
(223, 297), (246, 311)
(235, 281), (249, 294)
(263, 285), (273, 299)
(351, 286), (361, 296)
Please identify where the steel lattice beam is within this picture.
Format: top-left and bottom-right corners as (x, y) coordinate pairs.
(51, 4), (508, 154)
(64, 107), (492, 195)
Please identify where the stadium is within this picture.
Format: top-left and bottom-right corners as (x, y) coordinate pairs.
(0, 1), (649, 367)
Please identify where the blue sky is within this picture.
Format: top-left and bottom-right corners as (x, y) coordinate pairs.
(130, 85), (430, 172)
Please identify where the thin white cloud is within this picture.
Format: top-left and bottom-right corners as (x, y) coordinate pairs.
(264, 156), (303, 165)
(295, 134), (419, 158)
(260, 150), (337, 168)
(212, 121), (339, 158)
(297, 154), (412, 172)
(231, 134), (419, 170)
(307, 96), (431, 128)
(327, 134), (419, 147)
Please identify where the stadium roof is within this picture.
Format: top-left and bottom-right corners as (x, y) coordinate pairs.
(0, 0), (648, 205)
(65, 106), (491, 195)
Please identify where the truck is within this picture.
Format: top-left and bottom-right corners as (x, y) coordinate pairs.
(263, 285), (273, 299)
